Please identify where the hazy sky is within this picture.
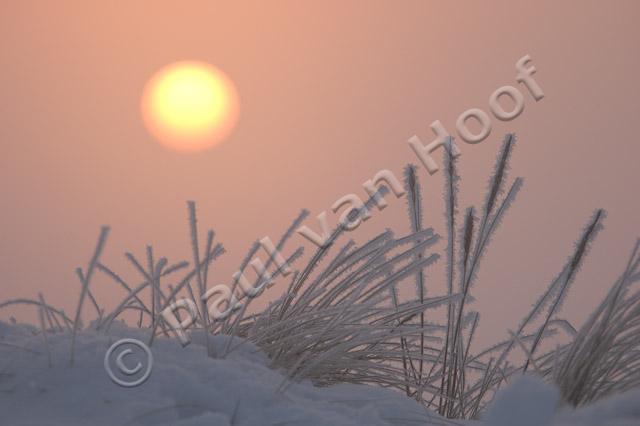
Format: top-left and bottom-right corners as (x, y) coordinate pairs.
(1, 1), (638, 344)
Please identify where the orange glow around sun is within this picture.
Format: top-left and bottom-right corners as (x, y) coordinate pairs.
(141, 61), (239, 152)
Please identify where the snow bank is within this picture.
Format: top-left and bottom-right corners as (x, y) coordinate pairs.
(482, 375), (559, 426)
(482, 375), (640, 426)
(0, 321), (455, 426)
(1, 321), (639, 426)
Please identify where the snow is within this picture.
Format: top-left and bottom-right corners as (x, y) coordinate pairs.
(483, 375), (640, 426)
(482, 375), (559, 426)
(1, 321), (639, 426)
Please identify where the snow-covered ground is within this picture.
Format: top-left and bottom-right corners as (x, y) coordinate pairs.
(1, 320), (638, 426)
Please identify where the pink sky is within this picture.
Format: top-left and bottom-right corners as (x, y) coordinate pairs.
(1, 1), (638, 345)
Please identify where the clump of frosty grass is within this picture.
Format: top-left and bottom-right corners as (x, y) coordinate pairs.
(2, 133), (638, 422)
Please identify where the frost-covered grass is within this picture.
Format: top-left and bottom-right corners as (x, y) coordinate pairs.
(1, 133), (639, 424)
(552, 240), (640, 406)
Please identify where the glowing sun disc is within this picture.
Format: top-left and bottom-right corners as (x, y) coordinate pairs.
(141, 61), (239, 151)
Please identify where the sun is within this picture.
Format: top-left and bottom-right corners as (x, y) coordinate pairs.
(141, 61), (239, 152)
